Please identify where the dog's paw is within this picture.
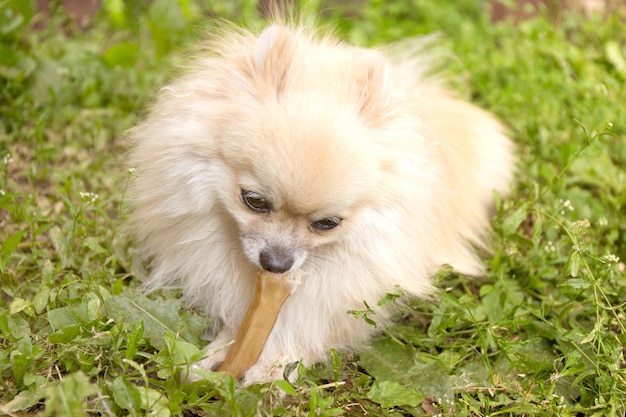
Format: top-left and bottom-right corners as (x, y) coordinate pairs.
(241, 357), (300, 386)
(184, 327), (234, 382)
(241, 361), (283, 386)
(185, 350), (228, 382)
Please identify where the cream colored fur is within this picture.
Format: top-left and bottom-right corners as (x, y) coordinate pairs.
(127, 22), (515, 385)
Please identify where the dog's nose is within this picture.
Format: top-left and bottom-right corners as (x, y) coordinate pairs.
(259, 247), (294, 273)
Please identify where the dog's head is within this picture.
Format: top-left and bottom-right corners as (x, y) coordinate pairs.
(203, 25), (396, 273)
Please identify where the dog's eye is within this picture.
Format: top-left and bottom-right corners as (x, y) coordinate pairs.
(311, 217), (342, 231)
(242, 190), (270, 213)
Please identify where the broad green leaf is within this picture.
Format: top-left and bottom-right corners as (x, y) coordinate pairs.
(44, 371), (98, 417)
(1, 230), (23, 255)
(359, 338), (453, 400)
(1, 388), (45, 413)
(83, 237), (108, 255)
(450, 358), (492, 389)
(358, 339), (417, 386)
(9, 298), (31, 315)
(0, 0), (35, 37)
(46, 299), (100, 343)
(155, 334), (206, 378)
(367, 380), (423, 408)
(111, 375), (142, 412)
(580, 320), (603, 344)
(32, 286), (50, 314)
(139, 386), (170, 417)
(560, 277), (591, 290)
(511, 339), (555, 372)
(273, 380), (297, 397)
(568, 251), (581, 278)
(103, 42), (140, 68)
(0, 313), (31, 340)
(47, 325), (80, 344)
(125, 320), (144, 360)
(47, 302), (91, 330)
(104, 290), (207, 350)
(11, 338), (34, 385)
(501, 205), (528, 236)
(167, 336), (204, 364)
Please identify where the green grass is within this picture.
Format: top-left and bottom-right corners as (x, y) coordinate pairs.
(1, 0), (625, 416)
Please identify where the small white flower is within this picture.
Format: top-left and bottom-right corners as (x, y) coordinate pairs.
(559, 199), (573, 215)
(568, 219), (591, 234)
(598, 217), (608, 227)
(607, 121), (614, 129)
(79, 192), (99, 204)
(603, 254), (620, 264)
(0, 189), (5, 196)
(127, 167), (136, 174)
(544, 241), (557, 253)
(2, 153), (13, 164)
(559, 199), (574, 212)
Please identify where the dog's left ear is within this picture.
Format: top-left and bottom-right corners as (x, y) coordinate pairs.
(353, 53), (391, 126)
(251, 24), (294, 96)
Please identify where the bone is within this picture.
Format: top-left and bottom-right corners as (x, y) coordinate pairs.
(218, 270), (295, 379)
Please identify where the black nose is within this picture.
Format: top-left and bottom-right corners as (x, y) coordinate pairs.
(259, 247), (294, 273)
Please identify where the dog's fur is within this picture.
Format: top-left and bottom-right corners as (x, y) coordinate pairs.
(127, 22), (515, 385)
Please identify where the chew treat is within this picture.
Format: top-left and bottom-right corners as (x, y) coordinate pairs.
(218, 270), (295, 379)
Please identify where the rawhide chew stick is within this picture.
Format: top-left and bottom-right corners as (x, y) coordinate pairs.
(218, 270), (295, 379)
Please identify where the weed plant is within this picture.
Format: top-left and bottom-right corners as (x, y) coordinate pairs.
(1, 0), (625, 416)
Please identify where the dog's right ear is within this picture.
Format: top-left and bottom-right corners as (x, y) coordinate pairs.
(249, 24), (295, 97)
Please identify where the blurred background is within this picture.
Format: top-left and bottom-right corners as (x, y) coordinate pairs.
(36, 0), (625, 27)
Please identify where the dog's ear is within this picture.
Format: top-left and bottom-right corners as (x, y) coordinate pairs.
(354, 53), (391, 126)
(250, 24), (295, 97)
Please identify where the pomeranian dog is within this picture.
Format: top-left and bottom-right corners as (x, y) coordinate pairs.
(127, 21), (515, 385)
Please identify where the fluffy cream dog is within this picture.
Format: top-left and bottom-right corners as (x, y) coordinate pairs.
(127, 22), (515, 385)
